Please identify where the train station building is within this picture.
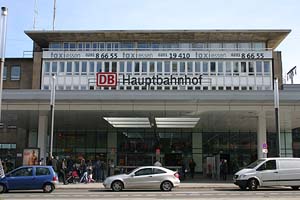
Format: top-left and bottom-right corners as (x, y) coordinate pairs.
(1, 29), (300, 175)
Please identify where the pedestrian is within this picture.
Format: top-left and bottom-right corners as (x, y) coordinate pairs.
(154, 160), (162, 167)
(189, 159), (196, 179)
(51, 156), (58, 173)
(94, 157), (101, 182)
(180, 160), (187, 180)
(60, 158), (67, 184)
(220, 159), (228, 181)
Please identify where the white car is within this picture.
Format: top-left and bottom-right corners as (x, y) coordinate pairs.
(103, 166), (180, 191)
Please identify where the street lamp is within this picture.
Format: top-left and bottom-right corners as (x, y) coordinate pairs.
(49, 73), (56, 158)
(274, 77), (281, 157)
(0, 7), (8, 127)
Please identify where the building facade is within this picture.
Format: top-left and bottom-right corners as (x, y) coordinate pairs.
(1, 30), (300, 175)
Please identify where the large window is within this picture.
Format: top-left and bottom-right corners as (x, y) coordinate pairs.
(3, 66), (7, 80)
(81, 62), (87, 75)
(11, 65), (21, 80)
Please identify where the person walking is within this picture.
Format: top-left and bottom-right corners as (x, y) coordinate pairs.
(154, 160), (162, 167)
(220, 159), (228, 181)
(189, 159), (196, 179)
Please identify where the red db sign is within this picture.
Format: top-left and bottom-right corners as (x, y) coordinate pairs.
(96, 72), (117, 87)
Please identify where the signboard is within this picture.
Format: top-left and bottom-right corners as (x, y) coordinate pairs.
(23, 148), (40, 166)
(262, 143), (268, 149)
(43, 50), (273, 60)
(96, 72), (208, 87)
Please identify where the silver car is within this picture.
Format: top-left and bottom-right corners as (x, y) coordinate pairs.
(103, 166), (180, 191)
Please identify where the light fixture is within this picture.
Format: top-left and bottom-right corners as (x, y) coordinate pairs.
(155, 117), (200, 128)
(103, 117), (151, 128)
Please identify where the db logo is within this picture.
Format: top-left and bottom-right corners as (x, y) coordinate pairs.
(96, 72), (117, 87)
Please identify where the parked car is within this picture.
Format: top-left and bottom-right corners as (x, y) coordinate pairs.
(0, 165), (58, 193)
(103, 166), (180, 191)
(233, 157), (300, 191)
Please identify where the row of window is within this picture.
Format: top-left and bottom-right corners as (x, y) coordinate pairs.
(48, 42), (266, 51)
(44, 60), (271, 76)
(3, 65), (21, 81)
(43, 85), (272, 91)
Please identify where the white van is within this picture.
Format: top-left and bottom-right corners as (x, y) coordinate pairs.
(233, 157), (300, 191)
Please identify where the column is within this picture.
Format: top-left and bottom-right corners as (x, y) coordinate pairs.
(107, 131), (117, 175)
(37, 112), (48, 164)
(192, 132), (202, 173)
(280, 111), (293, 157)
(257, 111), (267, 159)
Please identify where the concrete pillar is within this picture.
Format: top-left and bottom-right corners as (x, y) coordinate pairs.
(257, 111), (267, 159)
(107, 130), (117, 175)
(192, 132), (202, 173)
(280, 111), (293, 157)
(37, 113), (48, 164)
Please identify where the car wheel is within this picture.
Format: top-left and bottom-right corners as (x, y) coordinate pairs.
(111, 181), (123, 192)
(0, 183), (7, 193)
(161, 181), (173, 191)
(43, 183), (54, 193)
(248, 179), (258, 191)
(291, 186), (299, 190)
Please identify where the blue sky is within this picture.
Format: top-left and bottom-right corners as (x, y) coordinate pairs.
(1, 0), (300, 83)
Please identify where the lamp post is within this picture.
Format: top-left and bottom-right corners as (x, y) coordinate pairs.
(274, 77), (281, 157)
(49, 74), (56, 158)
(0, 7), (8, 127)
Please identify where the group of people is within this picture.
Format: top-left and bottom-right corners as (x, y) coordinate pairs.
(47, 156), (109, 184)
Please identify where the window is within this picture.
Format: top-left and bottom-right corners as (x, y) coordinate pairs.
(164, 61), (170, 74)
(258, 160), (276, 171)
(153, 168), (166, 174)
(44, 62), (50, 75)
(241, 62), (247, 73)
(66, 62), (72, 75)
(135, 168), (153, 176)
(81, 62), (87, 75)
(36, 167), (50, 176)
(127, 62), (132, 73)
(97, 62), (102, 72)
(112, 62), (117, 72)
(119, 62), (124, 73)
(134, 62), (140, 73)
(238, 43), (251, 50)
(209, 43), (222, 50)
(92, 42), (98, 50)
(256, 61), (262, 74)
(264, 61), (270, 74)
(233, 62), (239, 75)
(187, 62), (193, 73)
(225, 61), (231, 75)
(59, 62), (65, 75)
(223, 43), (237, 50)
(51, 62), (57, 74)
(252, 42), (265, 50)
(150, 62), (155, 73)
(105, 62), (110, 72)
(195, 62), (201, 73)
(157, 62), (162, 74)
(210, 62), (216, 74)
(3, 66), (7, 80)
(180, 62), (185, 73)
(142, 62), (147, 73)
(74, 62), (80, 75)
(218, 62), (224, 75)
(89, 62), (95, 75)
(203, 62), (208, 75)
(11, 167), (33, 177)
(172, 62), (178, 74)
(248, 62), (254, 75)
(11, 65), (21, 80)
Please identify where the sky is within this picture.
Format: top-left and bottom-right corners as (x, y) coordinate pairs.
(1, 0), (300, 83)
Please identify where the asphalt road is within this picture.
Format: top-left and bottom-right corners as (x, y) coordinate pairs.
(1, 188), (300, 200)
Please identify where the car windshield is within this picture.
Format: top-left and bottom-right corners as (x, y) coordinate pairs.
(245, 159), (265, 169)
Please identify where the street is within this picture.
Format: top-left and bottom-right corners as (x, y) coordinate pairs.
(1, 188), (300, 200)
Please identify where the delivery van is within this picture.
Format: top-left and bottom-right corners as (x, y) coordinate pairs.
(233, 157), (300, 191)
